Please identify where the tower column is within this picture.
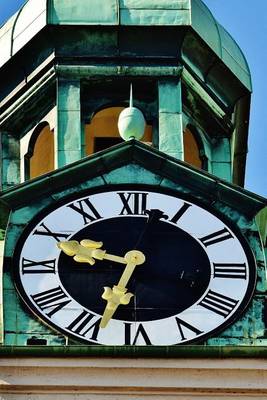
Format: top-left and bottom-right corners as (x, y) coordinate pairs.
(212, 138), (231, 182)
(0, 132), (20, 190)
(158, 78), (183, 160)
(56, 78), (82, 168)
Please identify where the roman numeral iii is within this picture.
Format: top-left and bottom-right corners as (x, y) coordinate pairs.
(213, 263), (247, 279)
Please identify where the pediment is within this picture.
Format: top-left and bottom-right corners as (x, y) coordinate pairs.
(0, 141), (265, 222)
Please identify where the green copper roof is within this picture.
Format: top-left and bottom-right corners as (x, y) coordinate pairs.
(0, 0), (251, 90)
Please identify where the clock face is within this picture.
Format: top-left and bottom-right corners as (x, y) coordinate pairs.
(13, 186), (256, 345)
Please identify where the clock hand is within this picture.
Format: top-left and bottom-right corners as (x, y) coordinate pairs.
(100, 250), (145, 329)
(134, 209), (168, 249)
(57, 239), (126, 265)
(57, 240), (145, 328)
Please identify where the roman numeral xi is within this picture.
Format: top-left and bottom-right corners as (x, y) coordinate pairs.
(67, 198), (102, 225)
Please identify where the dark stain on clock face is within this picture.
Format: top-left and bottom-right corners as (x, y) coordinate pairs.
(58, 216), (211, 322)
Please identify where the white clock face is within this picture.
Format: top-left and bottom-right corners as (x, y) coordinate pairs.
(13, 186), (256, 345)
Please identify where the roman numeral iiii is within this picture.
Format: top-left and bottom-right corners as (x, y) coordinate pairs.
(198, 290), (238, 317)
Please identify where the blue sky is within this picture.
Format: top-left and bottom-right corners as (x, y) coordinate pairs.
(0, 0), (266, 197)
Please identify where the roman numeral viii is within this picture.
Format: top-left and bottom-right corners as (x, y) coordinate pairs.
(118, 192), (148, 215)
(67, 198), (102, 225)
(22, 258), (56, 274)
(213, 263), (247, 279)
(31, 286), (71, 318)
(199, 228), (233, 247)
(198, 290), (238, 317)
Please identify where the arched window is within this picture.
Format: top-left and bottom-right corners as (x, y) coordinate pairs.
(183, 126), (203, 169)
(85, 107), (152, 155)
(25, 122), (54, 179)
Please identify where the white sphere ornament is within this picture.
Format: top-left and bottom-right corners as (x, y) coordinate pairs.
(118, 106), (146, 141)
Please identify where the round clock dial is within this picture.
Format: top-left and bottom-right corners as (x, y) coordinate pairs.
(13, 186), (256, 345)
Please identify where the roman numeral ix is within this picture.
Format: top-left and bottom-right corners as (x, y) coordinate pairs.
(22, 258), (56, 274)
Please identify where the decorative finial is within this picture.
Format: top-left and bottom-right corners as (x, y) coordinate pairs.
(118, 84), (145, 141)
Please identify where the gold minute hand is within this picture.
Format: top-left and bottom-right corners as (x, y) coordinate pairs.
(100, 250), (145, 329)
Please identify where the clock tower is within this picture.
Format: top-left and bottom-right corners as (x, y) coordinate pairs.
(0, 0), (266, 398)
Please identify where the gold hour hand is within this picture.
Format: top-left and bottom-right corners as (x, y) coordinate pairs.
(100, 250), (145, 329)
(57, 239), (126, 265)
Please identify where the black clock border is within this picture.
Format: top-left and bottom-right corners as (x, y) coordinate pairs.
(12, 183), (257, 346)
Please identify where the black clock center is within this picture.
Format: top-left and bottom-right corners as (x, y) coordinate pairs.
(58, 216), (211, 322)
